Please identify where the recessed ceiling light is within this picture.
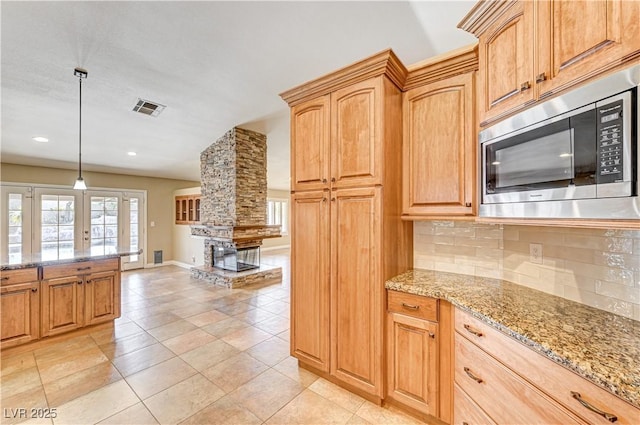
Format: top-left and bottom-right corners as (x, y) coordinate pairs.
(127, 151), (137, 156)
(33, 136), (49, 142)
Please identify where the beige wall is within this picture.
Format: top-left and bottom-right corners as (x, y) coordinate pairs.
(414, 221), (640, 321)
(1, 163), (199, 265)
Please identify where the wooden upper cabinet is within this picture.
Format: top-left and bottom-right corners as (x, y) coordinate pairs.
(291, 96), (331, 191)
(290, 190), (330, 372)
(478, 1), (535, 125)
(460, 0), (640, 126)
(537, 0), (640, 98)
(403, 72), (475, 217)
(331, 78), (382, 189)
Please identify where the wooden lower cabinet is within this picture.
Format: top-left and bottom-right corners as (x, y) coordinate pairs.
(42, 259), (121, 336)
(1, 268), (40, 348)
(331, 187), (383, 396)
(84, 270), (120, 326)
(455, 307), (640, 424)
(41, 275), (84, 337)
(290, 190), (330, 372)
(386, 311), (438, 416)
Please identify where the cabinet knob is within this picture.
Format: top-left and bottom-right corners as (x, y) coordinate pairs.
(520, 81), (531, 92)
(86, 280), (92, 284)
(322, 198), (327, 202)
(322, 178), (327, 184)
(31, 287), (38, 293)
(331, 197), (336, 202)
(331, 177), (336, 183)
(428, 332), (435, 339)
(571, 392), (618, 423)
(1, 276), (9, 281)
(536, 72), (547, 83)
(77, 280), (83, 285)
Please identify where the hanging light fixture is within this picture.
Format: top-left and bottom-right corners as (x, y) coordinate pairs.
(73, 67), (88, 190)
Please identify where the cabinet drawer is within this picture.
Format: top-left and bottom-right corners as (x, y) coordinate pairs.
(453, 383), (496, 425)
(456, 308), (640, 424)
(387, 291), (438, 322)
(455, 334), (581, 424)
(43, 258), (118, 280)
(1, 268), (39, 286)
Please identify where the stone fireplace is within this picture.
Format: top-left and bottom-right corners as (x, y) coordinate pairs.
(190, 127), (282, 288)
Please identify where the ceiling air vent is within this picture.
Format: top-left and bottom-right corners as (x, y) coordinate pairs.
(132, 98), (166, 117)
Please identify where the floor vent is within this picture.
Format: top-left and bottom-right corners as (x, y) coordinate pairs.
(133, 99), (166, 117)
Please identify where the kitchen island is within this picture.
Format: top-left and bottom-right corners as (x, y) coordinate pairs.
(1, 248), (139, 349)
(386, 269), (640, 420)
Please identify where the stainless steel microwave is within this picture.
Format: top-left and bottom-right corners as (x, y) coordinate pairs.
(479, 65), (639, 220)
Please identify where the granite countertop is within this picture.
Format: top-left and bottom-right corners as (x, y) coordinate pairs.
(1, 248), (142, 270)
(386, 269), (640, 410)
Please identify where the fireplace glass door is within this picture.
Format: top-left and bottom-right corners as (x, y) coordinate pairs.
(213, 246), (260, 272)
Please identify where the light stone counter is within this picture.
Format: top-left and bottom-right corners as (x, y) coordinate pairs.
(386, 269), (640, 409)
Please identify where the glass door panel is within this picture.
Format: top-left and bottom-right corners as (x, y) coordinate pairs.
(1, 186), (32, 264)
(34, 188), (82, 261)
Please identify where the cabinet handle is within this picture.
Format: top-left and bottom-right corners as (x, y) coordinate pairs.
(31, 287), (38, 293)
(322, 178), (327, 184)
(465, 202), (472, 207)
(331, 197), (336, 202)
(463, 423), (469, 425)
(401, 302), (420, 310)
(86, 280), (92, 284)
(571, 391), (617, 423)
(77, 267), (91, 271)
(331, 177), (336, 183)
(77, 280), (83, 285)
(1, 276), (9, 281)
(520, 81), (531, 92)
(464, 324), (484, 337)
(536, 72), (547, 83)
(428, 332), (435, 339)
(464, 367), (484, 384)
(322, 198), (327, 203)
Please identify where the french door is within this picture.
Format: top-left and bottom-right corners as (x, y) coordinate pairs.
(2, 185), (145, 270)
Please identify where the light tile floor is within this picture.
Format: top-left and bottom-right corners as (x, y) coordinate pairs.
(1, 250), (427, 425)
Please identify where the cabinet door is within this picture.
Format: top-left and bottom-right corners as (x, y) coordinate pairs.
(331, 187), (383, 396)
(478, 1), (535, 126)
(538, 0), (640, 98)
(41, 276), (83, 337)
(331, 78), (382, 189)
(387, 313), (438, 416)
(403, 73), (475, 216)
(85, 270), (120, 326)
(291, 96), (331, 191)
(1, 281), (40, 347)
(290, 190), (330, 372)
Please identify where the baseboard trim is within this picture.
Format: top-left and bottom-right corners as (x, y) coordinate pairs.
(144, 260), (197, 269)
(261, 245), (290, 252)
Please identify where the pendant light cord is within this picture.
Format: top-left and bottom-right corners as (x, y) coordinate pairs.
(78, 75), (82, 178)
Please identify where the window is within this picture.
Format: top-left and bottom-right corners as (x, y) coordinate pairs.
(267, 199), (288, 235)
(89, 196), (119, 255)
(7, 194), (23, 263)
(40, 194), (76, 260)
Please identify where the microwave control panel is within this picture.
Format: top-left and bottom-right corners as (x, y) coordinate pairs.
(596, 99), (624, 183)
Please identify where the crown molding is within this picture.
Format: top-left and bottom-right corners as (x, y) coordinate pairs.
(404, 43), (479, 91)
(457, 0), (518, 36)
(279, 49), (408, 106)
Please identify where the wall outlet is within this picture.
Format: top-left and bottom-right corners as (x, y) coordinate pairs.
(529, 243), (543, 264)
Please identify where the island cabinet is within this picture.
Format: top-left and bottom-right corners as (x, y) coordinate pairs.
(0, 268), (40, 348)
(454, 308), (640, 424)
(41, 258), (120, 337)
(459, 0), (640, 127)
(281, 50), (413, 400)
(402, 45), (477, 218)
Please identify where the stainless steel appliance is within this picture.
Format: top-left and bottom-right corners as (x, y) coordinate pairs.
(479, 65), (639, 219)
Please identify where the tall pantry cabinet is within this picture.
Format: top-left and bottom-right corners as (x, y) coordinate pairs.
(281, 50), (413, 399)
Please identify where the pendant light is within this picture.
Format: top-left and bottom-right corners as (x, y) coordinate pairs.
(73, 67), (88, 190)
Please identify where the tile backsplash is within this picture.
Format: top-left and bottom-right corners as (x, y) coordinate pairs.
(414, 221), (640, 321)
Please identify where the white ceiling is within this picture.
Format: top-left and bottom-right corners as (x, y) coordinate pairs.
(1, 1), (476, 190)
